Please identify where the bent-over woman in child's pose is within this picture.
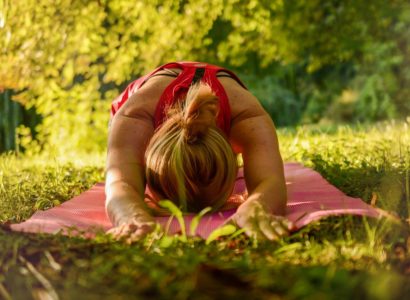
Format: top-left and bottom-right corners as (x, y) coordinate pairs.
(105, 61), (291, 242)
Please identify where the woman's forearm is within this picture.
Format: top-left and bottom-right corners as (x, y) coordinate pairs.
(105, 180), (152, 226)
(245, 175), (287, 216)
(105, 160), (152, 226)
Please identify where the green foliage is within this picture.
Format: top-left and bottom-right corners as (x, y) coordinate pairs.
(0, 90), (19, 152)
(354, 74), (397, 122)
(1, 0), (410, 154)
(238, 71), (303, 126)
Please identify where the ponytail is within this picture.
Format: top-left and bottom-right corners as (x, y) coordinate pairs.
(145, 82), (237, 212)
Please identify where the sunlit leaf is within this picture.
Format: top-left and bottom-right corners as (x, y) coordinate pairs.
(205, 224), (237, 245)
(190, 207), (212, 236)
(158, 200), (187, 241)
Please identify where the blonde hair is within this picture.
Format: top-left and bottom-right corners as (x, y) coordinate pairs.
(145, 82), (238, 212)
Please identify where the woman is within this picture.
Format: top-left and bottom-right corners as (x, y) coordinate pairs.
(105, 61), (290, 242)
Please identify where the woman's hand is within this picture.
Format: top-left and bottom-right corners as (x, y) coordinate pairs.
(107, 210), (156, 244)
(230, 199), (293, 241)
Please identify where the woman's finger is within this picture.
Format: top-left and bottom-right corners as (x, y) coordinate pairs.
(106, 228), (117, 235)
(281, 219), (293, 233)
(116, 224), (129, 236)
(268, 216), (291, 231)
(240, 220), (260, 240)
(108, 227), (126, 239)
(109, 225), (132, 241)
(270, 217), (291, 235)
(127, 227), (152, 244)
(276, 218), (295, 231)
(275, 217), (290, 227)
(286, 220), (296, 231)
(270, 221), (288, 237)
(259, 218), (280, 241)
(126, 233), (143, 244)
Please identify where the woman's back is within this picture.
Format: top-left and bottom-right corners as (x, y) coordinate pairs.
(111, 62), (268, 150)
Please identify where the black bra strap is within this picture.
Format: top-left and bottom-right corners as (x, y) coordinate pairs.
(216, 74), (234, 79)
(150, 73), (178, 78)
(191, 68), (205, 85)
(148, 68), (235, 83)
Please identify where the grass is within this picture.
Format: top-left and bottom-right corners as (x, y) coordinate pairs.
(1, 120), (410, 299)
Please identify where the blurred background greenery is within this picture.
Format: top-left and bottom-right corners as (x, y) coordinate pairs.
(0, 0), (409, 155)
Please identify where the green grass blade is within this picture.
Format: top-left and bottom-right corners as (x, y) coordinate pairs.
(190, 207), (212, 236)
(205, 224), (237, 245)
(158, 200), (187, 241)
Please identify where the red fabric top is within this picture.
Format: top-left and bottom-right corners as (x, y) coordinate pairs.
(110, 61), (247, 136)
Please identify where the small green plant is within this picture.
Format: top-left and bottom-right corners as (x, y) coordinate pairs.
(157, 201), (242, 244)
(158, 200), (187, 242)
(190, 207), (212, 236)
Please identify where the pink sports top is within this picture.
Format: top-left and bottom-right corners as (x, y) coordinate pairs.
(110, 61), (247, 136)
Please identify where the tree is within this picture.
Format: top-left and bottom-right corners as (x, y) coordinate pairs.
(0, 0), (408, 154)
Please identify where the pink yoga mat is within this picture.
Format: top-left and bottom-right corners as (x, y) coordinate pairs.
(10, 163), (384, 239)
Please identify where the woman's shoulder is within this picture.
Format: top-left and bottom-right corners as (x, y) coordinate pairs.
(116, 75), (177, 120)
(220, 80), (267, 126)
